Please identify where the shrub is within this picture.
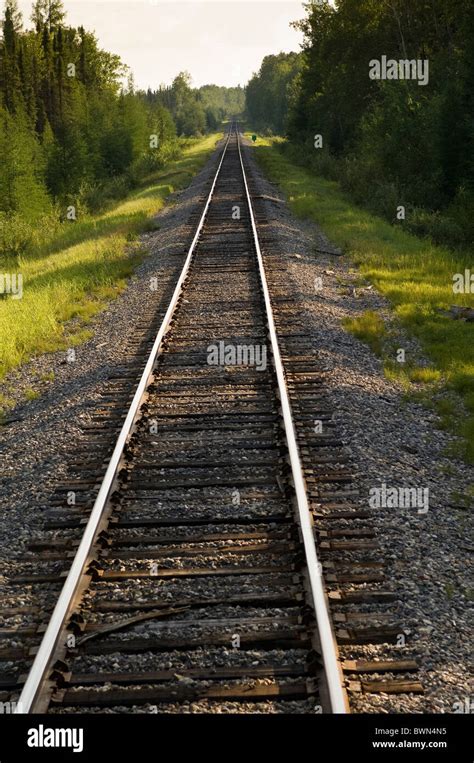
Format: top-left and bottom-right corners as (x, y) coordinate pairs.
(406, 208), (465, 248)
(0, 213), (35, 264)
(77, 177), (133, 214)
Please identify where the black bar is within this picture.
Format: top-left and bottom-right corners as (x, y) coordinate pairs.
(0, 713), (470, 762)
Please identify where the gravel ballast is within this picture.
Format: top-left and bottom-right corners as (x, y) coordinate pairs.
(0, 133), (472, 714)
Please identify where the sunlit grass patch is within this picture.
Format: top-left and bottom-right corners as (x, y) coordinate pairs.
(408, 367), (442, 384)
(383, 361), (441, 392)
(24, 387), (40, 401)
(342, 310), (386, 356)
(39, 371), (55, 382)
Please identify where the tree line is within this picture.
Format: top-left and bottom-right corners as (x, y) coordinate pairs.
(0, 0), (244, 256)
(246, 0), (474, 247)
(246, 51), (302, 135)
(145, 77), (244, 135)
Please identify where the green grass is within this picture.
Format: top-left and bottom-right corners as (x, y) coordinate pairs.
(0, 133), (222, 394)
(24, 387), (40, 401)
(246, 133), (474, 462)
(342, 311), (386, 356)
(450, 486), (474, 510)
(38, 370), (55, 382)
(0, 392), (14, 411)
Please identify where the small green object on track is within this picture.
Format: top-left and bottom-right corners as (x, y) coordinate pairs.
(252, 135), (257, 143)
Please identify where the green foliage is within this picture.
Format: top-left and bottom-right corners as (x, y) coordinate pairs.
(148, 79), (243, 136)
(343, 311), (386, 357)
(246, 52), (302, 134)
(143, 72), (205, 137)
(278, 0), (474, 246)
(0, 1), (194, 252)
(198, 84), (245, 129)
(198, 84), (244, 116)
(0, 1), (221, 270)
(31, 0), (66, 33)
(0, 106), (51, 219)
(0, 212), (35, 263)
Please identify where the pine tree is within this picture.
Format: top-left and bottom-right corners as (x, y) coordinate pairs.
(0, 106), (50, 219)
(31, 0), (66, 33)
(0, 3), (24, 112)
(5, 0), (22, 31)
(0, 0), (206, 224)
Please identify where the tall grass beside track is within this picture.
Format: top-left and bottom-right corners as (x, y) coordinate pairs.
(246, 134), (474, 464)
(0, 133), (222, 405)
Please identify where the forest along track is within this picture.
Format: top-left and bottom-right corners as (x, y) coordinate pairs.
(2, 125), (422, 715)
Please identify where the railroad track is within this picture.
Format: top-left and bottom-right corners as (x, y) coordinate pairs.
(2, 124), (422, 715)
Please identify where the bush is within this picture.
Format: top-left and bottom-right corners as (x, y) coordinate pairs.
(448, 188), (474, 248)
(77, 177), (133, 214)
(406, 208), (465, 248)
(0, 211), (62, 264)
(309, 150), (341, 182)
(0, 213), (35, 264)
(404, 188), (474, 250)
(77, 182), (108, 214)
(284, 140), (341, 182)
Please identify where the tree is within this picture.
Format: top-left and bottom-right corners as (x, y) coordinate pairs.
(168, 72), (206, 136)
(4, 0), (22, 32)
(0, 0), (184, 223)
(198, 84), (245, 119)
(283, 0), (474, 221)
(31, 0), (65, 33)
(246, 52), (302, 134)
(0, 106), (50, 219)
(1, 2), (25, 110)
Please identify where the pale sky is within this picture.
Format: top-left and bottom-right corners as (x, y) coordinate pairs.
(12, 0), (306, 89)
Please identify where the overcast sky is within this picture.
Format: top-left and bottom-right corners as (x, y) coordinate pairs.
(12, 1), (306, 89)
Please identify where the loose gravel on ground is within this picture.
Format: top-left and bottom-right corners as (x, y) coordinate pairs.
(0, 135), (472, 714)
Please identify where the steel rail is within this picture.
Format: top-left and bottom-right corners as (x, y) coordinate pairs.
(17, 123), (347, 714)
(236, 128), (348, 714)
(16, 126), (234, 714)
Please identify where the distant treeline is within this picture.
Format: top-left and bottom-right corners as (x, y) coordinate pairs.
(246, 0), (474, 247)
(246, 52), (302, 135)
(0, 0), (244, 244)
(146, 78), (244, 135)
